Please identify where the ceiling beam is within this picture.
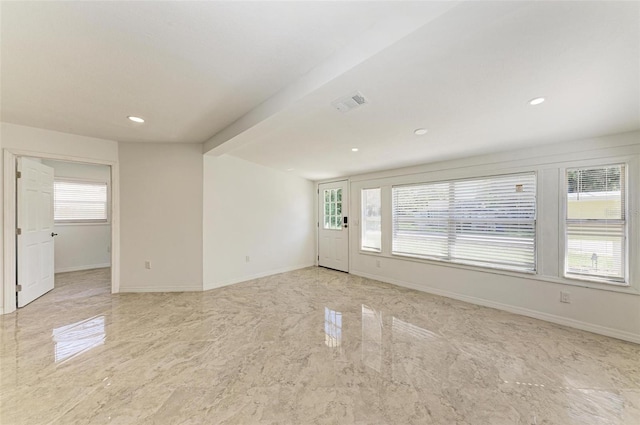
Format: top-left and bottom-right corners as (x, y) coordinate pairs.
(202, 2), (461, 156)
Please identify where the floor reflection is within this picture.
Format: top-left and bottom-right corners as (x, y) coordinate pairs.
(361, 305), (382, 372)
(564, 378), (626, 422)
(391, 316), (440, 385)
(4, 267), (639, 424)
(52, 315), (105, 363)
(324, 307), (342, 348)
(392, 316), (438, 340)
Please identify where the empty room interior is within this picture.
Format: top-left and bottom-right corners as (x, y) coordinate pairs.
(1, 1), (639, 424)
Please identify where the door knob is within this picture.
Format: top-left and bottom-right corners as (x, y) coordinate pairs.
(51, 232), (58, 237)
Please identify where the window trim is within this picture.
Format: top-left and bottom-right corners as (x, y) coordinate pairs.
(357, 248), (639, 295)
(390, 171), (537, 274)
(561, 163), (629, 286)
(360, 187), (382, 253)
(351, 154), (640, 296)
(53, 177), (110, 225)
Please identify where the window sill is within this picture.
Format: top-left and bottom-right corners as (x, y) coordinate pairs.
(356, 251), (640, 296)
(55, 221), (110, 227)
(539, 274), (638, 294)
(391, 251), (536, 275)
(564, 273), (627, 287)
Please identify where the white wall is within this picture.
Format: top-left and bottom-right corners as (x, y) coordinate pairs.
(119, 143), (203, 292)
(347, 130), (640, 343)
(203, 154), (315, 289)
(0, 128), (3, 314)
(1, 123), (119, 161)
(41, 159), (111, 273)
(1, 123), (119, 314)
(42, 159), (111, 181)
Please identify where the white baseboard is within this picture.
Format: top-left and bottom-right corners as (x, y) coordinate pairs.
(204, 263), (315, 291)
(119, 284), (202, 293)
(351, 270), (640, 345)
(55, 263), (111, 273)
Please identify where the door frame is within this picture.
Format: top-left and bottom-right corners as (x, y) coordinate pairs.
(316, 178), (350, 272)
(3, 149), (120, 315)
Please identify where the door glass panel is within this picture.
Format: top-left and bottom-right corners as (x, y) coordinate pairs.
(323, 189), (343, 230)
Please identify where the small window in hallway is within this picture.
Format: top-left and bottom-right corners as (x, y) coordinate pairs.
(54, 179), (108, 223)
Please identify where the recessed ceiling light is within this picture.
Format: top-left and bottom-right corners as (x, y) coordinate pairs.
(414, 128), (428, 136)
(127, 116), (145, 123)
(286, 168), (295, 172)
(528, 97), (545, 106)
(351, 148), (359, 152)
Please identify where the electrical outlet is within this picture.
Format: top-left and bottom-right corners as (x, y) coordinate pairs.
(107, 245), (111, 253)
(376, 259), (381, 268)
(245, 256), (250, 263)
(145, 261), (151, 270)
(560, 291), (571, 303)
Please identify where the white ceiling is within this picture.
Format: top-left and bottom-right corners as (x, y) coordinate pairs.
(224, 1), (640, 180)
(2, 2), (639, 180)
(0, 1), (408, 142)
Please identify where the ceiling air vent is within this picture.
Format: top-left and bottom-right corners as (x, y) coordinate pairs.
(331, 91), (369, 113)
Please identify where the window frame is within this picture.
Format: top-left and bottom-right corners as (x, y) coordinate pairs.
(389, 171), (538, 274)
(53, 177), (110, 225)
(561, 162), (629, 286)
(352, 154), (640, 296)
(360, 187), (382, 253)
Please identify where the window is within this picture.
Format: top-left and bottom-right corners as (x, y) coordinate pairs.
(361, 188), (381, 251)
(565, 164), (626, 284)
(392, 172), (536, 272)
(54, 179), (108, 223)
(323, 188), (343, 230)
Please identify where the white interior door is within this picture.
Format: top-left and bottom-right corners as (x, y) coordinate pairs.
(318, 180), (349, 272)
(17, 157), (55, 307)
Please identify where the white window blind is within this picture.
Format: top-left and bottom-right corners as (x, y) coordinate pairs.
(54, 179), (108, 222)
(392, 172), (536, 272)
(565, 165), (626, 284)
(361, 188), (381, 251)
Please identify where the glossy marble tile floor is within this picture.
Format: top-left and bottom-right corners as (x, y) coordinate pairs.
(1, 267), (639, 425)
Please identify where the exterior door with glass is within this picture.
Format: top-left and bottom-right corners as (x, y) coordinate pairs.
(318, 180), (349, 272)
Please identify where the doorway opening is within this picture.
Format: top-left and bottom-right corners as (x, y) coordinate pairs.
(3, 149), (119, 314)
(20, 157), (112, 307)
